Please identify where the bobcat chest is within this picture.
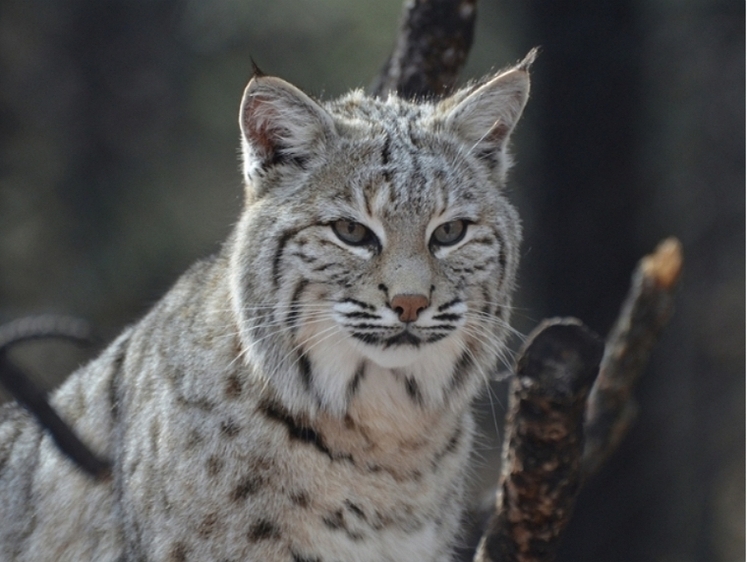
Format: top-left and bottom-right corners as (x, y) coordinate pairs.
(137, 370), (473, 561)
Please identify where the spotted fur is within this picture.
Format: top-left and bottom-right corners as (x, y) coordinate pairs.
(0, 56), (531, 561)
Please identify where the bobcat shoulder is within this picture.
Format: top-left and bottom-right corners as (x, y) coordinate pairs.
(0, 57), (530, 562)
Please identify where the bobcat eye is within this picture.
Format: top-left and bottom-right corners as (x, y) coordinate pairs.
(332, 219), (377, 246)
(431, 220), (467, 247)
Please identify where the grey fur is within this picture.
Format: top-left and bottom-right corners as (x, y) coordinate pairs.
(0, 60), (530, 561)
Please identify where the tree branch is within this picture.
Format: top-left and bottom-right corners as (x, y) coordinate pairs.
(582, 237), (683, 476)
(473, 319), (604, 562)
(473, 239), (682, 561)
(0, 315), (111, 479)
(371, 0), (477, 98)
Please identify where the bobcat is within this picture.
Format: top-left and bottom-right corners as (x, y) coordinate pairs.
(0, 55), (531, 561)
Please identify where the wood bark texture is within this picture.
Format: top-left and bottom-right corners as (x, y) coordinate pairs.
(473, 320), (604, 562)
(371, 0), (477, 98)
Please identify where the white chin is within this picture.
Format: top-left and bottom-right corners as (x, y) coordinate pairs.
(362, 345), (423, 369)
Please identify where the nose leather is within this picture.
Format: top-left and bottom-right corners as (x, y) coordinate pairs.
(390, 294), (429, 323)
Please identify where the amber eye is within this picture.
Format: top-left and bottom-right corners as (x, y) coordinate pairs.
(332, 219), (376, 246)
(431, 220), (467, 247)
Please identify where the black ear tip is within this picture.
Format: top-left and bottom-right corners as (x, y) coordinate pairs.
(250, 57), (267, 78)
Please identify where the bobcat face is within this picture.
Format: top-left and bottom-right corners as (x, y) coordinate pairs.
(231, 69), (528, 415)
(311, 149), (512, 373)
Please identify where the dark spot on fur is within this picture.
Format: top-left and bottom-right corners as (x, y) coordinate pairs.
(272, 228), (302, 287)
(381, 135), (391, 164)
(231, 475), (262, 501)
(258, 399), (352, 463)
(322, 509), (345, 530)
(345, 500), (366, 520)
(404, 377), (423, 406)
(287, 279), (310, 332)
(248, 519), (281, 542)
(290, 490), (310, 508)
(225, 373), (243, 398)
(198, 512), (219, 538)
(169, 542), (189, 562)
(206, 455), (223, 477)
(450, 350), (474, 391)
(433, 424), (463, 469)
(220, 419), (240, 438)
(346, 362), (366, 400)
(298, 353), (313, 393)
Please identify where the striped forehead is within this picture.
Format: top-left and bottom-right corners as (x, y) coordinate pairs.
(328, 95), (484, 221)
(330, 92), (427, 124)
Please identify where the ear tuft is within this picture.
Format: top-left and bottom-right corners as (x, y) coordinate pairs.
(250, 57), (266, 78)
(239, 76), (335, 183)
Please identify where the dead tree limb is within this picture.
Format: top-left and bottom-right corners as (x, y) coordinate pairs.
(0, 314), (92, 350)
(582, 237), (683, 476)
(473, 320), (604, 562)
(371, 0), (477, 98)
(473, 239), (682, 561)
(0, 315), (111, 479)
(374, 3), (684, 559)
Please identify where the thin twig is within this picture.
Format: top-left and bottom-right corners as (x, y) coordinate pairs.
(0, 315), (111, 479)
(0, 314), (93, 350)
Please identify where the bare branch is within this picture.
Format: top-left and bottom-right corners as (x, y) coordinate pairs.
(371, 0), (477, 98)
(474, 319), (604, 562)
(0, 316), (111, 480)
(0, 314), (92, 351)
(582, 237), (683, 476)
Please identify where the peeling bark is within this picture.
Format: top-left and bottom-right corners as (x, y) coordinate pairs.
(474, 320), (604, 562)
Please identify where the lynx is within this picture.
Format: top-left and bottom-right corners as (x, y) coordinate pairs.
(0, 55), (530, 561)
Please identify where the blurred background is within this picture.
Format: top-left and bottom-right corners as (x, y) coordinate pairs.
(0, 0), (743, 560)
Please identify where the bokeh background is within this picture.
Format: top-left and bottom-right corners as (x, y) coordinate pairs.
(0, 0), (743, 560)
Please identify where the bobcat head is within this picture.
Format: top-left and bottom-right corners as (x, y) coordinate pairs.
(230, 57), (531, 418)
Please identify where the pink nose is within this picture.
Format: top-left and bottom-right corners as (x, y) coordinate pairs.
(390, 294), (429, 323)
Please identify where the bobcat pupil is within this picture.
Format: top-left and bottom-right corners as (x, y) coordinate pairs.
(432, 219), (467, 246)
(332, 218), (372, 246)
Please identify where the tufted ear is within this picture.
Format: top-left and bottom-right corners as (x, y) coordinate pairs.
(441, 50), (534, 172)
(239, 75), (335, 183)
